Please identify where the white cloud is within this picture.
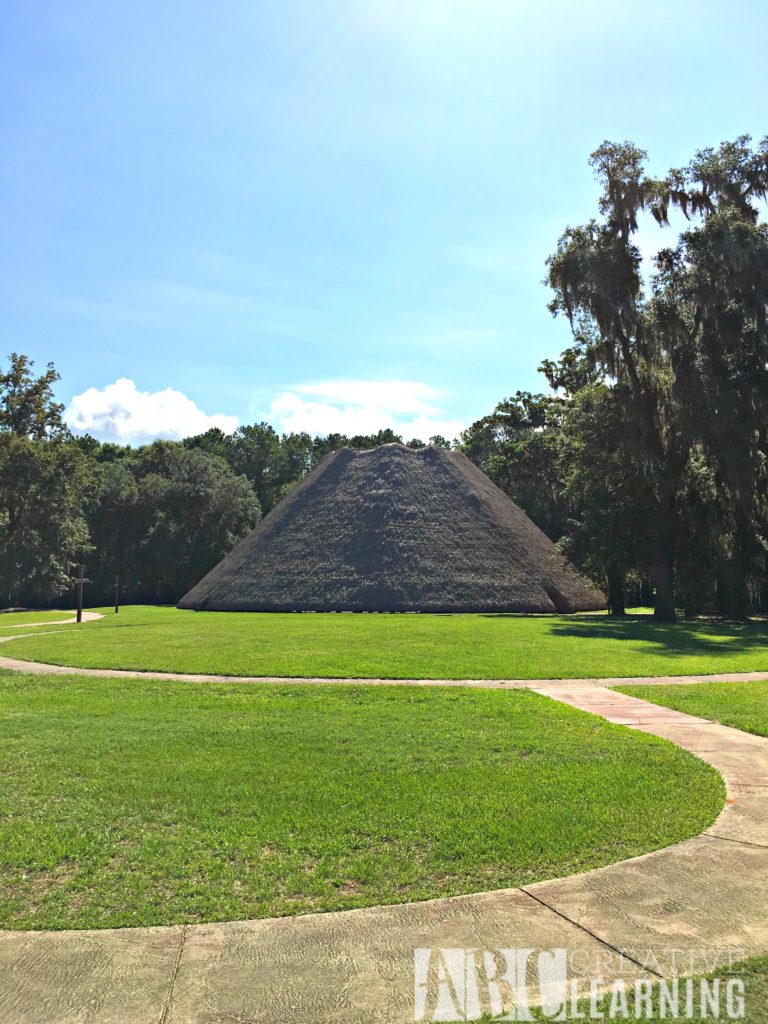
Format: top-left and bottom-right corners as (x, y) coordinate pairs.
(65, 378), (238, 443)
(263, 379), (466, 441)
(65, 377), (467, 446)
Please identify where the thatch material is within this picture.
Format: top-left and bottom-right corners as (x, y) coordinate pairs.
(178, 444), (605, 613)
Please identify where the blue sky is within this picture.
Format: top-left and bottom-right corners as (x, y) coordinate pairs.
(2, 0), (767, 442)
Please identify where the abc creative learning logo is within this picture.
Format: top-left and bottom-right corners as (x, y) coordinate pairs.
(413, 948), (746, 1021)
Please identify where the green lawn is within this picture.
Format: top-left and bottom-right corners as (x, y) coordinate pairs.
(644, 955), (768, 1024)
(638, 955), (768, 1024)
(617, 679), (768, 736)
(514, 954), (768, 1023)
(3, 604), (768, 679)
(0, 609), (73, 629)
(0, 670), (722, 930)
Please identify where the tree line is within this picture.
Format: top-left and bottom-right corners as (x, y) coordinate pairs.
(2, 136), (766, 621)
(0, 354), (452, 609)
(467, 136), (768, 620)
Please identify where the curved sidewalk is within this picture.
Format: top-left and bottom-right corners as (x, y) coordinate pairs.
(0, 612), (104, 629)
(1, 683), (767, 1023)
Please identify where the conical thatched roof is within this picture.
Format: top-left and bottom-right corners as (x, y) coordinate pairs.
(178, 444), (605, 613)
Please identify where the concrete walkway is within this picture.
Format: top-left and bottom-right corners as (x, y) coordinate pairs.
(1, 681), (767, 1023)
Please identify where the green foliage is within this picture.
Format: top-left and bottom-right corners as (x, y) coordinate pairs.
(0, 671), (721, 928)
(85, 442), (262, 604)
(0, 353), (91, 605)
(0, 349), (466, 608)
(557, 385), (651, 612)
(0, 433), (94, 607)
(0, 352), (64, 439)
(185, 422), (302, 515)
(544, 136), (768, 619)
(460, 392), (566, 540)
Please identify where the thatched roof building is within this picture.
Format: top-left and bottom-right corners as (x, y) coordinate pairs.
(178, 444), (605, 613)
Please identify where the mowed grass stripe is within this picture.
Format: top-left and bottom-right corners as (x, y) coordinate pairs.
(3, 605), (768, 679)
(0, 609), (75, 629)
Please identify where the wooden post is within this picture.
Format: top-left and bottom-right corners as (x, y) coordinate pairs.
(114, 574), (120, 615)
(74, 564), (89, 624)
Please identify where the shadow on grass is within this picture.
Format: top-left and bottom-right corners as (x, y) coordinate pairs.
(545, 615), (768, 659)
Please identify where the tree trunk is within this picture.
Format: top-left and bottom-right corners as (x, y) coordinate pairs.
(652, 556), (676, 622)
(716, 565), (751, 620)
(730, 526), (753, 620)
(651, 461), (685, 623)
(607, 570), (626, 617)
(730, 579), (751, 621)
(683, 590), (701, 618)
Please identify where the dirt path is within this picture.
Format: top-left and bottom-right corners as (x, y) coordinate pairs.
(0, 682), (767, 1023)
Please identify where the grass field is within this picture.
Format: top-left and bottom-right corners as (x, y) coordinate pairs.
(0, 670), (722, 930)
(637, 955), (768, 1024)
(0, 609), (74, 629)
(3, 605), (768, 679)
(617, 679), (768, 737)
(516, 954), (768, 1023)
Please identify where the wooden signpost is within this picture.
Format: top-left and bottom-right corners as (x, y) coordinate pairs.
(74, 564), (89, 624)
(114, 574), (120, 615)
